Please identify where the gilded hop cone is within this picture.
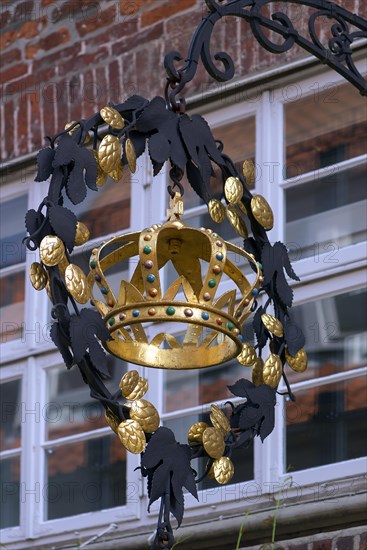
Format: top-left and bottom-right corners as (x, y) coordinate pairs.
(263, 353), (282, 387)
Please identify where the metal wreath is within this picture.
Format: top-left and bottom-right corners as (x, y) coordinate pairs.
(23, 2), (366, 548)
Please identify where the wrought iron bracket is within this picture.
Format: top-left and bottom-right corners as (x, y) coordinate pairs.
(164, 0), (367, 110)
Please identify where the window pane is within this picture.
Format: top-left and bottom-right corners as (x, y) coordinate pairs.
(286, 288), (366, 384)
(286, 376), (367, 472)
(285, 164), (367, 259)
(0, 455), (20, 528)
(45, 433), (126, 519)
(0, 270), (25, 343)
(164, 344), (254, 413)
(164, 412), (253, 489)
(173, 116), (255, 210)
(63, 171), (131, 240)
(0, 195), (27, 269)
(0, 379), (21, 450)
(285, 82), (366, 176)
(46, 357), (126, 440)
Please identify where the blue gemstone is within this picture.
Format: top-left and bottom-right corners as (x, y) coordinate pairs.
(101, 287), (108, 295)
(147, 274), (156, 283)
(252, 288), (259, 296)
(216, 253), (223, 261)
(132, 310), (140, 317)
(238, 334), (243, 341)
(201, 312), (209, 321)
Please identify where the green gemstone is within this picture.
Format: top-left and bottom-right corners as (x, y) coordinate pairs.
(143, 245), (152, 254)
(108, 317), (115, 326)
(227, 322), (234, 330)
(208, 279), (216, 288)
(90, 259), (95, 269)
(257, 262), (263, 270)
(166, 306), (175, 316)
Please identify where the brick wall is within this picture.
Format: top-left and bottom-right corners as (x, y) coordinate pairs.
(1, 0), (364, 162)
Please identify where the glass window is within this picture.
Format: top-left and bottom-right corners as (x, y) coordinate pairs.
(0, 379), (22, 450)
(0, 455), (20, 528)
(286, 376), (367, 471)
(45, 434), (126, 520)
(285, 82), (366, 176)
(285, 288), (366, 384)
(0, 195), (27, 269)
(0, 270), (25, 344)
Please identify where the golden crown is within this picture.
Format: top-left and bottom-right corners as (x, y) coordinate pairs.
(86, 193), (261, 369)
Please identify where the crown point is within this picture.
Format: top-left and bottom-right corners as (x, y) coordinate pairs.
(166, 306), (175, 316)
(147, 274), (156, 283)
(203, 292), (211, 301)
(132, 310), (140, 317)
(201, 312), (210, 320)
(143, 245), (152, 254)
(208, 279), (216, 288)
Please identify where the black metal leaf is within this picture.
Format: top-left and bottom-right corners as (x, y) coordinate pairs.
(25, 209), (43, 235)
(66, 163), (88, 204)
(261, 242), (277, 285)
(128, 131), (147, 159)
(50, 322), (73, 368)
(243, 237), (262, 272)
(141, 427), (198, 525)
(53, 134), (77, 167)
(35, 147), (55, 181)
(79, 147), (98, 191)
(284, 316), (305, 356)
(88, 338), (110, 378)
(279, 242), (300, 281)
(235, 429), (254, 448)
(239, 404), (262, 430)
(185, 160), (208, 203)
(274, 271), (294, 308)
(69, 308), (110, 368)
(253, 306), (268, 349)
(48, 167), (65, 204)
(261, 241), (296, 308)
(148, 132), (170, 165)
(48, 205), (77, 252)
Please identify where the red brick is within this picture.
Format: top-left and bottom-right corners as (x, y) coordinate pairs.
(108, 60), (121, 103)
(289, 545), (308, 550)
(14, 1), (35, 22)
(26, 28), (71, 59)
(81, 70), (96, 119)
(29, 88), (42, 149)
(120, 0), (154, 16)
(48, 0), (93, 23)
(68, 74), (83, 123)
(312, 541), (332, 550)
(336, 537), (354, 550)
(76, 6), (116, 37)
(58, 47), (109, 77)
(4, 100), (14, 158)
(1, 49), (22, 67)
(0, 10), (11, 29)
(142, 0), (196, 27)
(0, 63), (28, 84)
(33, 43), (81, 73)
(95, 66), (107, 107)
(0, 18), (47, 50)
(84, 17), (138, 49)
(112, 22), (163, 57)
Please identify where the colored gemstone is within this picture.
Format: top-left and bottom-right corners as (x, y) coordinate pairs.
(216, 240), (223, 247)
(212, 265), (221, 274)
(201, 312), (209, 321)
(119, 313), (126, 321)
(147, 274), (156, 283)
(108, 317), (115, 326)
(149, 288), (158, 297)
(107, 299), (114, 307)
(257, 262), (263, 270)
(216, 318), (223, 326)
(132, 310), (140, 317)
(166, 306), (175, 316)
(148, 308), (156, 316)
(184, 308), (193, 317)
(90, 259), (96, 269)
(216, 253), (223, 261)
(227, 322), (234, 330)
(244, 298), (250, 305)
(101, 287), (108, 295)
(144, 260), (153, 269)
(233, 328), (240, 335)
(144, 234), (152, 241)
(94, 274), (101, 283)
(238, 335), (243, 341)
(203, 293), (211, 301)
(252, 288), (259, 296)
(212, 233), (218, 238)
(143, 245), (152, 254)
(208, 279), (216, 288)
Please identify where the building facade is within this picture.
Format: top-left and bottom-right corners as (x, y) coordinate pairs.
(1, 1), (366, 549)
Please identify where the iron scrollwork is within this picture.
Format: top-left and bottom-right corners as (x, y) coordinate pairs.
(164, 0), (367, 110)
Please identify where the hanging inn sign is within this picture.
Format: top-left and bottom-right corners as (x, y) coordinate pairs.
(24, 1), (366, 548)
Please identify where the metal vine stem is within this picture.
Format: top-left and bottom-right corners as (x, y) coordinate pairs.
(164, 0), (367, 110)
